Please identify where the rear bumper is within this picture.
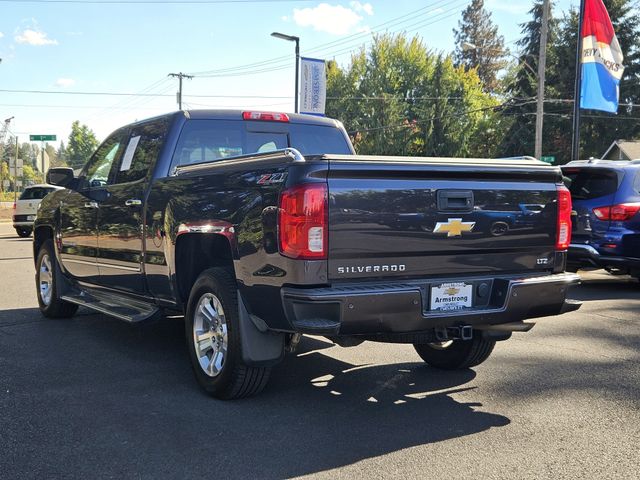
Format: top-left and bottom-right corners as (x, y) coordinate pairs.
(568, 243), (640, 270)
(13, 222), (34, 228)
(281, 272), (581, 336)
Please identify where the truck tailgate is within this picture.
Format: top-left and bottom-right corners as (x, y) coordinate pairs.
(326, 155), (562, 280)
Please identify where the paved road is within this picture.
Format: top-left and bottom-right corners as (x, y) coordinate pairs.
(0, 222), (638, 479)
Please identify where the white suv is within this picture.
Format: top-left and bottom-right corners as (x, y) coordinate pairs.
(13, 185), (62, 237)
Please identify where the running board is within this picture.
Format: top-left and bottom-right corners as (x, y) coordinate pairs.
(61, 289), (160, 323)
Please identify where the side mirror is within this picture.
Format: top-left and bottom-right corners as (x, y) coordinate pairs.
(47, 167), (75, 188)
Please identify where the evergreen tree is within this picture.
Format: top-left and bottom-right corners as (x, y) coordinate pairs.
(67, 121), (99, 169)
(453, 0), (508, 92)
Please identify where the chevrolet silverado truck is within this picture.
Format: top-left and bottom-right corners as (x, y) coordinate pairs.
(34, 110), (580, 399)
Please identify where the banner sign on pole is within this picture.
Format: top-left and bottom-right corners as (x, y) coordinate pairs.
(299, 57), (326, 116)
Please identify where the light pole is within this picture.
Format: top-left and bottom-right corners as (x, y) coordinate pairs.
(271, 32), (300, 113)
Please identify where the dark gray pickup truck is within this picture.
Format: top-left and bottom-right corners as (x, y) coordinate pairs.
(34, 110), (580, 399)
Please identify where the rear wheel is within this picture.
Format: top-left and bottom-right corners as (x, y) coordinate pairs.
(36, 240), (78, 318)
(185, 267), (271, 399)
(414, 335), (496, 369)
(16, 227), (32, 238)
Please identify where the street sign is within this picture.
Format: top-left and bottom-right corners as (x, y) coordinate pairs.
(540, 155), (555, 164)
(29, 134), (56, 141)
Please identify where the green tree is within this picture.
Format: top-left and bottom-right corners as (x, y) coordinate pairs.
(453, 0), (508, 93)
(326, 33), (499, 157)
(23, 164), (43, 184)
(67, 121), (99, 169)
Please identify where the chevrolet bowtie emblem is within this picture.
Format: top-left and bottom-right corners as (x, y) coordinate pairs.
(433, 218), (475, 237)
(445, 287), (460, 296)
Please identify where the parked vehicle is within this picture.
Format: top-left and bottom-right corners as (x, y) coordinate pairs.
(13, 184), (62, 237)
(33, 110), (580, 399)
(562, 160), (640, 280)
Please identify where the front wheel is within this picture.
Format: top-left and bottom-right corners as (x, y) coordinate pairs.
(16, 227), (32, 238)
(185, 267), (271, 399)
(36, 240), (78, 318)
(414, 335), (496, 370)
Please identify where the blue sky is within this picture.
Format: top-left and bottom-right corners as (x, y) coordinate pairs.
(0, 0), (577, 145)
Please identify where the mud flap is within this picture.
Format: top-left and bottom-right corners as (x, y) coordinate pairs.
(238, 293), (285, 367)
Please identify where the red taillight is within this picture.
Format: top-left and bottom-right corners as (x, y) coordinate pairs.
(13, 202), (16, 210)
(593, 203), (640, 221)
(242, 111), (289, 122)
(556, 185), (572, 251)
(278, 183), (327, 259)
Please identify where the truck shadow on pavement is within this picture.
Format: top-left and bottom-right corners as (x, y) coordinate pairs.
(0, 308), (509, 479)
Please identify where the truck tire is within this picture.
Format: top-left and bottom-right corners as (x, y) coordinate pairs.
(185, 267), (271, 399)
(414, 336), (496, 370)
(16, 227), (32, 238)
(35, 239), (79, 318)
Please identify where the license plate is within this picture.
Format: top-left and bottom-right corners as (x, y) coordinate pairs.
(430, 282), (473, 311)
(27, 215), (35, 221)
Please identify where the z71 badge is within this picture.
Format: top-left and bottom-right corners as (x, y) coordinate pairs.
(257, 172), (287, 185)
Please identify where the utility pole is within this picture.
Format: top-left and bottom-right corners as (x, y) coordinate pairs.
(168, 72), (193, 110)
(535, 0), (551, 160)
(571, 0), (587, 161)
(14, 137), (18, 204)
(0, 117), (14, 195)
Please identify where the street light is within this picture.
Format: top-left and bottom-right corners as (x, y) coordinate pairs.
(271, 32), (300, 113)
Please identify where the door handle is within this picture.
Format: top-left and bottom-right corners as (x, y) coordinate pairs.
(84, 201), (99, 209)
(125, 199), (142, 207)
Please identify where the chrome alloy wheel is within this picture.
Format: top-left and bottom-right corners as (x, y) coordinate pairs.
(192, 293), (229, 377)
(39, 253), (53, 306)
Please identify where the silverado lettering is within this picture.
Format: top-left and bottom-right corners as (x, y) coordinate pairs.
(337, 265), (406, 274)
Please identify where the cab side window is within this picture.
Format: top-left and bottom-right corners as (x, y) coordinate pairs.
(79, 130), (127, 189)
(113, 119), (167, 184)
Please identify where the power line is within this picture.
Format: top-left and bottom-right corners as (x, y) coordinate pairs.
(349, 100), (537, 135)
(0, 0), (315, 4)
(188, 1), (457, 77)
(0, 103), (171, 109)
(190, 0), (471, 78)
(0, 88), (479, 102)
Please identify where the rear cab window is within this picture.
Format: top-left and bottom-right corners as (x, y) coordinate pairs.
(562, 168), (619, 200)
(171, 119), (352, 168)
(19, 187), (55, 200)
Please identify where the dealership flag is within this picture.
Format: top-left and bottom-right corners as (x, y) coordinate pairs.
(299, 57), (326, 116)
(580, 0), (624, 113)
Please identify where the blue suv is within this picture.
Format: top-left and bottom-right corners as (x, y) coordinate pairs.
(562, 160), (640, 280)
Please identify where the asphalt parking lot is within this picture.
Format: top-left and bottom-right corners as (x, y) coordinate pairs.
(0, 222), (638, 479)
